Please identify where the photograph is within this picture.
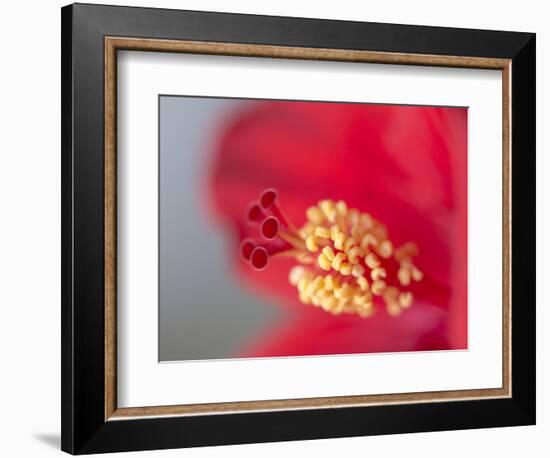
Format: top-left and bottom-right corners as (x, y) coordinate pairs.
(159, 96), (468, 361)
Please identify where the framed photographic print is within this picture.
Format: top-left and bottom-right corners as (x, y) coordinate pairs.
(61, 3), (536, 454)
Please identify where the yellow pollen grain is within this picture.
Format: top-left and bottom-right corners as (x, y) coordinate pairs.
(340, 262), (352, 276)
(313, 276), (325, 289)
(319, 200), (337, 222)
(360, 213), (373, 229)
(344, 237), (357, 251)
(351, 264), (365, 278)
(331, 252), (345, 271)
(318, 253), (332, 271)
(411, 266), (424, 282)
(399, 292), (413, 308)
(306, 206), (325, 225)
(353, 294), (369, 306)
(336, 200), (348, 216)
(371, 267), (387, 281)
(386, 301), (402, 317)
(377, 240), (393, 258)
(322, 246), (335, 261)
(347, 246), (361, 264)
(311, 295), (321, 307)
(324, 275), (335, 290)
(394, 242), (418, 262)
(334, 284), (352, 299)
(306, 235), (319, 252)
(347, 209), (360, 225)
(297, 277), (309, 293)
(383, 286), (399, 301)
(321, 295), (338, 312)
(357, 276), (369, 291)
(398, 267), (411, 286)
(364, 252), (380, 269)
(358, 307), (375, 318)
(305, 282), (317, 297)
(360, 233), (377, 249)
(350, 226), (362, 239)
(334, 232), (346, 251)
(288, 266), (306, 286)
(371, 280), (386, 296)
(314, 226), (331, 239)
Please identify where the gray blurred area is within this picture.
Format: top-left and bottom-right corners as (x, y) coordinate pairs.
(159, 96), (282, 362)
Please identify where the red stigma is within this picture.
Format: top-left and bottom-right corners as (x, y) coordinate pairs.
(250, 247), (269, 270)
(261, 216), (280, 240)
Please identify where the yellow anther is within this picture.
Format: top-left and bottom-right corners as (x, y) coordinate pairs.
(364, 252), (380, 269)
(377, 240), (393, 258)
(319, 200), (337, 222)
(347, 246), (361, 264)
(330, 225), (340, 240)
(297, 277), (309, 293)
(318, 253), (332, 271)
(353, 294), (369, 306)
(306, 235), (319, 252)
(360, 233), (377, 249)
(371, 267), (387, 281)
(372, 224), (388, 241)
(321, 295), (338, 312)
(324, 275), (335, 290)
(347, 208), (360, 225)
(350, 226), (363, 239)
(335, 200), (348, 216)
(371, 280), (386, 296)
(351, 264), (365, 278)
(411, 266), (424, 282)
(288, 266), (306, 286)
(306, 206), (325, 225)
(332, 301), (347, 315)
(340, 262), (352, 276)
(386, 301), (402, 317)
(359, 213), (373, 229)
(334, 284), (352, 299)
(314, 226), (331, 239)
(344, 237), (357, 251)
(298, 222), (314, 238)
(394, 242), (418, 262)
(357, 276), (369, 291)
(399, 292), (413, 308)
(322, 246), (335, 261)
(331, 252), (345, 271)
(334, 232), (346, 250)
(358, 307), (375, 318)
(397, 267), (411, 286)
(383, 286), (399, 301)
(305, 282), (318, 297)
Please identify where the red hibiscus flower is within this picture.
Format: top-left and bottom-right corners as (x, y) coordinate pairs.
(206, 100), (467, 358)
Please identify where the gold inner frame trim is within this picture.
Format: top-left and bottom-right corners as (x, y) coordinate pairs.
(104, 36), (512, 421)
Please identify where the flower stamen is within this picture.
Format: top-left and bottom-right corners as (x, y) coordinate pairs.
(241, 189), (423, 317)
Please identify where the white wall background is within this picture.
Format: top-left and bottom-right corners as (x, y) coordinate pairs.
(0, 0), (544, 456)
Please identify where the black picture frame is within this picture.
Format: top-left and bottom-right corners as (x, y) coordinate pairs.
(61, 3), (535, 454)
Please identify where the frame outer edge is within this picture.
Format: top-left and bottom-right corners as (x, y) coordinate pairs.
(61, 4), (75, 454)
(510, 33), (536, 423)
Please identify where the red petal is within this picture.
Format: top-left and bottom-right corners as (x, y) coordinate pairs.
(207, 101), (467, 350)
(237, 301), (451, 358)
